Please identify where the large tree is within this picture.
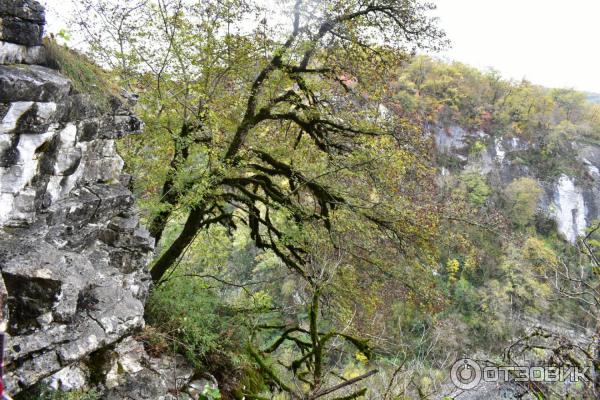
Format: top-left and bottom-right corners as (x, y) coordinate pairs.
(73, 0), (258, 244)
(128, 0), (446, 282)
(73, 0), (447, 340)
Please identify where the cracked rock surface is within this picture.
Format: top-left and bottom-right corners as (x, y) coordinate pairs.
(0, 0), (155, 395)
(0, 0), (45, 47)
(42, 336), (209, 400)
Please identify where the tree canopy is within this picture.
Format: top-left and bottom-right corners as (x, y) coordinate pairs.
(73, 0), (447, 284)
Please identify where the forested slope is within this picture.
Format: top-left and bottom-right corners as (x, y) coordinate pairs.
(23, 0), (599, 398)
(130, 56), (600, 398)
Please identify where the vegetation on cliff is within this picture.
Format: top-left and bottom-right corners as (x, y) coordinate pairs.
(56, 0), (600, 398)
(43, 38), (122, 109)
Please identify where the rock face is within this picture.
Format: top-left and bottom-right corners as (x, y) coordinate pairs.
(99, 337), (200, 400)
(44, 336), (203, 400)
(433, 124), (600, 243)
(0, 0), (45, 46)
(0, 0), (46, 65)
(0, 0), (155, 395)
(551, 174), (587, 242)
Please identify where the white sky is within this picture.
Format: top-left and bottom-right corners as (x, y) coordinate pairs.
(430, 0), (600, 92)
(41, 0), (600, 93)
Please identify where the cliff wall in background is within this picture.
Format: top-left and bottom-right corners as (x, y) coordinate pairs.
(433, 124), (600, 243)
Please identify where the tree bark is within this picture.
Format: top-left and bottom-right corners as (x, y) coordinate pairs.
(150, 206), (204, 282)
(148, 123), (191, 244)
(594, 325), (600, 397)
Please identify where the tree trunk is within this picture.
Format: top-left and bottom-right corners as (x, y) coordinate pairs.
(148, 124), (191, 244)
(150, 207), (204, 282)
(148, 171), (178, 244)
(594, 325), (600, 397)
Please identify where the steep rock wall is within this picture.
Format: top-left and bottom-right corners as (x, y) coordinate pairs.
(433, 125), (600, 243)
(0, 0), (155, 395)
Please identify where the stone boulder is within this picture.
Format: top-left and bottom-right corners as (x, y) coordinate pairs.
(0, 0), (46, 65)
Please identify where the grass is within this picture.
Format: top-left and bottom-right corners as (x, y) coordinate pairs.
(43, 38), (122, 110)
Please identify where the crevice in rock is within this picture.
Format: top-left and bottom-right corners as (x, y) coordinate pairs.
(3, 271), (62, 335)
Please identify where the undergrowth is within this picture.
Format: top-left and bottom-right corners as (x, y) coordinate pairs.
(144, 278), (243, 368)
(144, 278), (268, 399)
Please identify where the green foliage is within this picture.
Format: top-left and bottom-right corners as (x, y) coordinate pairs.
(469, 140), (486, 156)
(145, 276), (245, 366)
(144, 223), (277, 396)
(56, 29), (72, 42)
(459, 171), (491, 206)
(199, 384), (222, 400)
(445, 258), (460, 282)
(522, 237), (558, 272)
(504, 177), (543, 227)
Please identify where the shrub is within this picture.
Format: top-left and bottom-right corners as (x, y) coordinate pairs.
(459, 171), (491, 206)
(145, 278), (238, 367)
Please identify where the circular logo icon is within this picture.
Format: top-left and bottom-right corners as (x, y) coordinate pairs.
(450, 358), (482, 390)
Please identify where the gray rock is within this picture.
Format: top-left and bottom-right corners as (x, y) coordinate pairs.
(0, 42), (46, 65)
(0, 0), (45, 22)
(0, 0), (45, 46)
(187, 376), (219, 398)
(0, 2), (155, 395)
(44, 364), (90, 392)
(0, 16), (44, 46)
(100, 338), (196, 400)
(434, 125), (468, 154)
(0, 65), (71, 102)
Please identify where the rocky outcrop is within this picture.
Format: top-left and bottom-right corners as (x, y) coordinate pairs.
(433, 125), (600, 243)
(44, 336), (212, 400)
(98, 337), (212, 400)
(0, 0), (45, 46)
(0, 0), (156, 395)
(0, 0), (46, 64)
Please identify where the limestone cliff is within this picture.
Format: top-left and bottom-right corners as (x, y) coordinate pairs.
(0, 0), (155, 395)
(433, 124), (600, 243)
